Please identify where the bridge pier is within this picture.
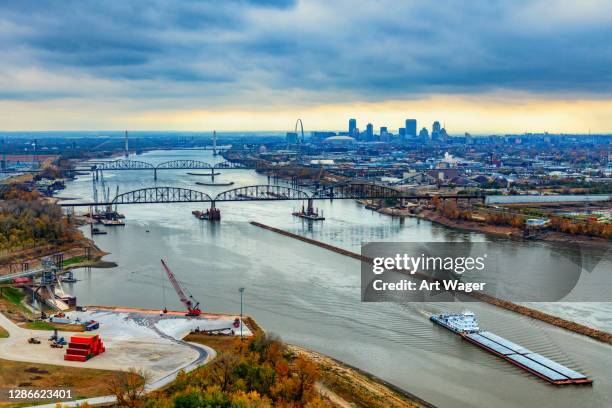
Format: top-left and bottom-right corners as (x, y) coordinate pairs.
(208, 201), (221, 220)
(210, 167), (215, 181)
(154, 168), (157, 181)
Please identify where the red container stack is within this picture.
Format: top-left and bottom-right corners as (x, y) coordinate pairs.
(64, 334), (105, 362)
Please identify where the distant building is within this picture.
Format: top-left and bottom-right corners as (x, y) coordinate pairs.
(311, 131), (336, 142)
(349, 118), (357, 136)
(405, 119), (417, 138)
(323, 135), (356, 146)
(398, 128), (406, 142)
(366, 123), (374, 140)
(432, 121), (441, 140)
(286, 132), (298, 144)
(418, 127), (429, 140)
(380, 126), (388, 136)
(440, 127), (449, 141)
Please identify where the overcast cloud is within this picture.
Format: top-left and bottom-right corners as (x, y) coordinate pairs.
(0, 0), (611, 109)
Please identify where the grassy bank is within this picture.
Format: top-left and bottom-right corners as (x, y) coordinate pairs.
(0, 358), (123, 407)
(63, 255), (89, 267)
(0, 325), (8, 338)
(0, 287), (31, 318)
(23, 320), (85, 332)
(1, 287), (25, 305)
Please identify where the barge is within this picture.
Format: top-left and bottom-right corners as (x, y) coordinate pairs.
(292, 200), (325, 221)
(196, 181), (234, 187)
(99, 218), (125, 226)
(430, 312), (593, 385)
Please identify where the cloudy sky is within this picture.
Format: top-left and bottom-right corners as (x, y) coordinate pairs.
(1, 0), (611, 133)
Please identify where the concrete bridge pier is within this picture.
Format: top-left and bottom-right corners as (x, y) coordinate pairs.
(208, 201), (221, 220)
(154, 168), (157, 181)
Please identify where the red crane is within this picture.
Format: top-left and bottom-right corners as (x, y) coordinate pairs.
(160, 259), (202, 316)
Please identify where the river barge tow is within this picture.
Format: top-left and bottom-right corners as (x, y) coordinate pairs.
(430, 312), (593, 385)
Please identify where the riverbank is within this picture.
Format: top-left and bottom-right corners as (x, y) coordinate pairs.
(374, 202), (610, 246)
(249, 221), (612, 345)
(185, 312), (431, 408)
(0, 237), (110, 276)
(415, 208), (610, 246)
(289, 345), (434, 408)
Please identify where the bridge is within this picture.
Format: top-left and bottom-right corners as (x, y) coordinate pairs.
(87, 159), (270, 180)
(59, 183), (484, 207)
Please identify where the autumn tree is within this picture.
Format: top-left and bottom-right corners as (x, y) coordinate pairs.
(107, 368), (148, 408)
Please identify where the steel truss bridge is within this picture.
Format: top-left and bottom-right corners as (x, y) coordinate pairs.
(59, 183), (484, 207)
(87, 159), (268, 180)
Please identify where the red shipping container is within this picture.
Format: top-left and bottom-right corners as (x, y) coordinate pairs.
(70, 338), (93, 345)
(66, 349), (89, 356)
(68, 342), (90, 350)
(64, 355), (87, 362)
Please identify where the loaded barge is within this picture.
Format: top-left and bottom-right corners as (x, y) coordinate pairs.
(431, 312), (593, 385)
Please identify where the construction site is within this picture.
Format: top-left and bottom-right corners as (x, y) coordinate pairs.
(0, 257), (251, 402)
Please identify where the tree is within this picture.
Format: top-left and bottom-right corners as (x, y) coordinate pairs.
(107, 368), (149, 408)
(293, 356), (319, 402)
(210, 353), (239, 392)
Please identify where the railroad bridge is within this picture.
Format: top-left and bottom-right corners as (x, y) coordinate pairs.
(61, 183), (484, 207)
(89, 159), (268, 180)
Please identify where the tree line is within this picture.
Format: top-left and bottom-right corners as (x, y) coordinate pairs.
(0, 187), (78, 250)
(140, 332), (331, 408)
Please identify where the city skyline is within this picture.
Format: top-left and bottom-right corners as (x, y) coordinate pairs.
(1, 1), (612, 132)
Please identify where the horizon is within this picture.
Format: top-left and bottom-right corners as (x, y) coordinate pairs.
(1, 129), (612, 137)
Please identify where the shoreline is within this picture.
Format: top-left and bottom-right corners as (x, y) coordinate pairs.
(289, 344), (435, 408)
(377, 205), (610, 247)
(249, 221), (612, 345)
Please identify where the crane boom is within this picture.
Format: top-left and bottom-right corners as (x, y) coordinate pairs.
(160, 259), (201, 316)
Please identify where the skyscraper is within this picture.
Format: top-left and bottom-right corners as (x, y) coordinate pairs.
(419, 127), (429, 140)
(405, 119), (417, 138)
(380, 126), (388, 136)
(431, 121), (441, 140)
(349, 118), (357, 136)
(366, 123), (374, 140)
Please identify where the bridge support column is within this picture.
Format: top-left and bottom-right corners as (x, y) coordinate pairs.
(210, 167), (215, 181)
(208, 201), (220, 220)
(154, 169), (157, 181)
(307, 198), (314, 215)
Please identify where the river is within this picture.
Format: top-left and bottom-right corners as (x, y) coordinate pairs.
(56, 149), (612, 408)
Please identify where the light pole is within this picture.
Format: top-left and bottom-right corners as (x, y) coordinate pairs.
(239, 287), (245, 339)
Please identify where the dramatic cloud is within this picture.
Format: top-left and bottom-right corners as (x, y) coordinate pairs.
(0, 0), (611, 130)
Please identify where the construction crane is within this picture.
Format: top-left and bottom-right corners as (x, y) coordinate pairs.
(160, 259), (202, 316)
